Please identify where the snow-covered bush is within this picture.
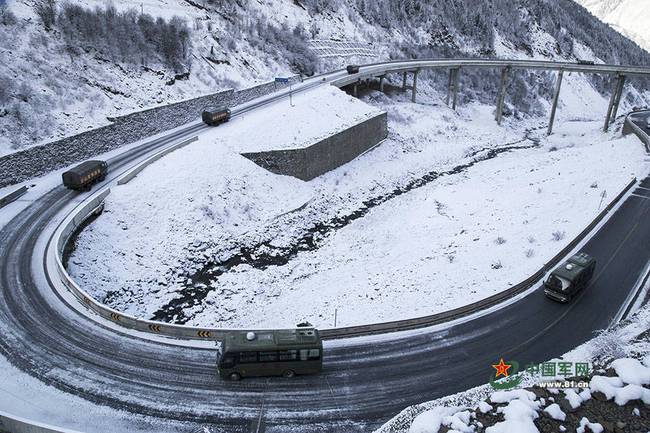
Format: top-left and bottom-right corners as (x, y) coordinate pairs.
(237, 14), (319, 75)
(56, 3), (192, 71)
(0, 1), (16, 26)
(589, 328), (628, 363)
(551, 230), (566, 241)
(33, 0), (56, 31)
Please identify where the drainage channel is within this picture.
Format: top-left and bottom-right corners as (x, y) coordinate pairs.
(150, 131), (542, 324)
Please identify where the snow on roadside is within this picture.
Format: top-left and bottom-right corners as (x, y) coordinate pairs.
(68, 88), (648, 327)
(375, 303), (650, 433)
(67, 86), (380, 319)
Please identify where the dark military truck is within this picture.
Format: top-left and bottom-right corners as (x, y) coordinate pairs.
(202, 107), (231, 126)
(544, 252), (596, 303)
(346, 64), (360, 74)
(62, 160), (108, 191)
(217, 328), (323, 381)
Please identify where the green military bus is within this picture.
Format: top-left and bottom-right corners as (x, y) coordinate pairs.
(216, 328), (323, 380)
(544, 252), (596, 303)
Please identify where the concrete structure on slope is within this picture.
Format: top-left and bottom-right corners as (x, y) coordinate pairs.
(242, 112), (388, 181)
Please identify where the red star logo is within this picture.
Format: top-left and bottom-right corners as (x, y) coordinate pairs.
(492, 358), (512, 378)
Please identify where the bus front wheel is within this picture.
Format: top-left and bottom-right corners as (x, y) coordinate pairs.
(229, 372), (241, 381)
(282, 370), (295, 378)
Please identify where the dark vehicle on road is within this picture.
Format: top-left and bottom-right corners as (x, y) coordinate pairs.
(577, 59), (595, 65)
(544, 252), (596, 303)
(62, 160), (107, 191)
(217, 328), (323, 381)
(346, 64), (360, 74)
(202, 107), (231, 126)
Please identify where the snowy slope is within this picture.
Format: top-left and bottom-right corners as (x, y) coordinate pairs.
(67, 85), (649, 328)
(2, 0), (650, 156)
(576, 0), (650, 52)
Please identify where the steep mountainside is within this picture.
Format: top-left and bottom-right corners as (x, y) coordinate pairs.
(1, 0), (649, 156)
(576, 0), (650, 52)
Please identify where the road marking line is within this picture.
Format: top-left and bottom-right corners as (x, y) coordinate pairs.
(631, 193), (650, 200)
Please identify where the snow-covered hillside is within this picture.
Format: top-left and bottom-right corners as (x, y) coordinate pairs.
(1, 0), (650, 156)
(576, 0), (650, 52)
(67, 83), (649, 328)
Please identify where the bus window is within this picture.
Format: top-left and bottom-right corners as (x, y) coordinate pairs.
(308, 349), (320, 360)
(239, 352), (258, 363)
(220, 355), (235, 368)
(259, 351), (278, 362)
(278, 350), (297, 361)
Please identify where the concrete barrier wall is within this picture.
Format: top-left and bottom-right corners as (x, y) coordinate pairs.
(242, 111), (388, 181)
(623, 112), (650, 152)
(0, 186), (28, 209)
(0, 410), (82, 433)
(0, 76), (300, 189)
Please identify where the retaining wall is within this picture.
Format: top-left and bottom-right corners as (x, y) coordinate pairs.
(242, 111), (388, 181)
(0, 77), (300, 189)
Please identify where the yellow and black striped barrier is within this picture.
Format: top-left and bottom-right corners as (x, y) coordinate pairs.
(197, 330), (211, 338)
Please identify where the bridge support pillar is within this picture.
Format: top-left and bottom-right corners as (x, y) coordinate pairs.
(446, 68), (460, 110)
(412, 70), (418, 103)
(604, 75), (626, 132)
(610, 75), (626, 125)
(402, 72), (407, 91)
(379, 75), (385, 92)
(353, 81), (358, 97)
(495, 67), (510, 125)
(547, 70), (564, 136)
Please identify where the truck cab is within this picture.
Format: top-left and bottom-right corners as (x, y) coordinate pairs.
(544, 252), (596, 303)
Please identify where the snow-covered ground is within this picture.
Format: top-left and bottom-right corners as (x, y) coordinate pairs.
(375, 301), (650, 433)
(67, 84), (649, 328)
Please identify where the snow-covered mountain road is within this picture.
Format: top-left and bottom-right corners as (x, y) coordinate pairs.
(1, 60), (650, 432)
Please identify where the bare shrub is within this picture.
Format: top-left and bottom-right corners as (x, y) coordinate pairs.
(494, 236), (507, 245)
(527, 236), (536, 244)
(34, 0), (57, 30)
(551, 230), (566, 241)
(589, 328), (627, 362)
(525, 249), (534, 258)
(0, 2), (17, 26)
(491, 261), (502, 270)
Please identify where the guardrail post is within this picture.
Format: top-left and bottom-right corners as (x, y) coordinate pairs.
(495, 67), (510, 125)
(379, 75), (385, 92)
(547, 70), (564, 136)
(604, 74), (626, 132)
(402, 71), (407, 91)
(353, 81), (358, 97)
(412, 69), (418, 103)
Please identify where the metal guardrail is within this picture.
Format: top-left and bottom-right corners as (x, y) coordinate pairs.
(0, 186), (28, 209)
(622, 111), (650, 153)
(327, 58), (650, 88)
(117, 136), (198, 185)
(49, 173), (637, 341)
(0, 410), (81, 433)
